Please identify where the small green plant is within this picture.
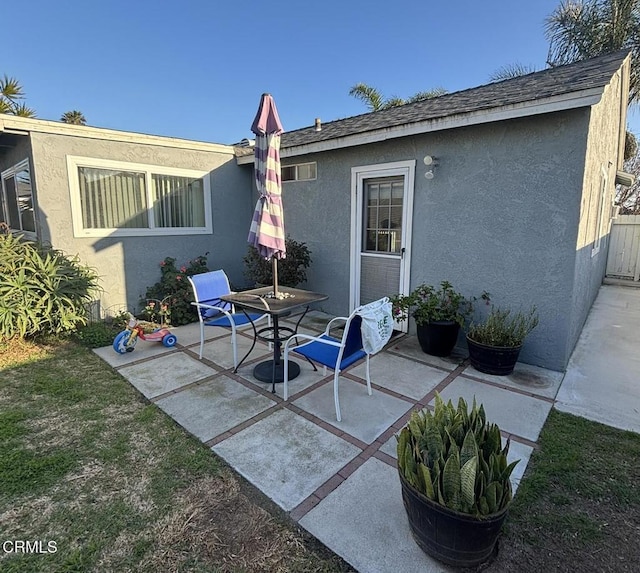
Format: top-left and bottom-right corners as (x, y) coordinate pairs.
(141, 255), (209, 326)
(397, 394), (519, 517)
(0, 233), (100, 339)
(468, 306), (539, 348)
(391, 281), (485, 327)
(74, 321), (121, 348)
(243, 236), (312, 287)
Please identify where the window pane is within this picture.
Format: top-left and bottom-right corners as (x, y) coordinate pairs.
(152, 174), (204, 227)
(297, 163), (316, 180)
(78, 167), (148, 229)
(16, 166), (35, 232)
(3, 175), (20, 229)
(281, 166), (295, 181)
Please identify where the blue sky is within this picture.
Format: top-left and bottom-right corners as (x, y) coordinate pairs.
(6, 0), (639, 143)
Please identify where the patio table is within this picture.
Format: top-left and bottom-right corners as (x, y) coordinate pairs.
(220, 286), (328, 393)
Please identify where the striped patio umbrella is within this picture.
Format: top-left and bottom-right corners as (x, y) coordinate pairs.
(247, 93), (286, 296)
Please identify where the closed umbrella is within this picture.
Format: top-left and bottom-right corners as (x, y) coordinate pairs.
(247, 93), (285, 297)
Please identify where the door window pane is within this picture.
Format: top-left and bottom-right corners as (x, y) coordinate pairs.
(363, 177), (403, 253)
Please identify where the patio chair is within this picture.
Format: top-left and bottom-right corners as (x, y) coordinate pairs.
(188, 270), (269, 367)
(283, 297), (392, 422)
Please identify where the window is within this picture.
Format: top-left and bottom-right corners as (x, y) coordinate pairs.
(281, 162), (316, 182)
(67, 156), (211, 237)
(363, 177), (403, 253)
(1, 159), (36, 236)
(592, 166), (609, 257)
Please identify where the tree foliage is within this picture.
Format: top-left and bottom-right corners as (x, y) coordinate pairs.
(60, 110), (87, 125)
(0, 75), (36, 117)
(489, 63), (538, 82)
(616, 148), (640, 213)
(545, 0), (640, 105)
(349, 83), (448, 112)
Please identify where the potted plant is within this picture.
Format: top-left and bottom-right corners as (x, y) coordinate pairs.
(391, 281), (476, 357)
(466, 306), (539, 375)
(397, 394), (519, 567)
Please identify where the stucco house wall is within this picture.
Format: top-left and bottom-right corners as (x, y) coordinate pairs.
(568, 65), (628, 353)
(26, 131), (252, 311)
(283, 109), (595, 372)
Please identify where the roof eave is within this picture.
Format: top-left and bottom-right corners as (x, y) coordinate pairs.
(236, 87), (604, 164)
(0, 114), (236, 155)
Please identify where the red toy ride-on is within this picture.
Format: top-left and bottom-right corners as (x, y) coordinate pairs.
(113, 316), (177, 354)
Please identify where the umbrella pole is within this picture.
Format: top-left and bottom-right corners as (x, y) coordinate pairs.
(272, 257), (279, 297)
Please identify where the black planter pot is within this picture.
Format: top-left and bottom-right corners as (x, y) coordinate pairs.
(416, 320), (460, 357)
(399, 472), (508, 567)
(466, 336), (522, 376)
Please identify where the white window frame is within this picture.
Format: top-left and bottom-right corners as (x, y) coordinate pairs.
(1, 158), (36, 239)
(591, 165), (609, 257)
(282, 161), (317, 182)
(66, 155), (212, 238)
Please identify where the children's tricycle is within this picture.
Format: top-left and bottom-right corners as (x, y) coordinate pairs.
(113, 316), (177, 354)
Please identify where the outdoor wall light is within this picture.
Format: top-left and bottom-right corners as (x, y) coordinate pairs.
(424, 155), (438, 179)
(423, 155), (437, 166)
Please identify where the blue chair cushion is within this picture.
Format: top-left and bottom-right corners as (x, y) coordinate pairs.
(292, 335), (367, 370)
(204, 312), (264, 327)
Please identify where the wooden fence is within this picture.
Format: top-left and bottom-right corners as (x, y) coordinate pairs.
(606, 215), (640, 282)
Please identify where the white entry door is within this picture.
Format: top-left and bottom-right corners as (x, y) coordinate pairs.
(350, 161), (415, 331)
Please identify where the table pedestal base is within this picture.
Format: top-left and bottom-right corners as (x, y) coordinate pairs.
(253, 359), (300, 390)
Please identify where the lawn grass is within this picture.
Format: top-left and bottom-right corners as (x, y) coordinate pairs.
(484, 409), (640, 572)
(0, 340), (351, 573)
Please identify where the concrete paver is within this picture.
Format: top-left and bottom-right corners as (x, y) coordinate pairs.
(155, 375), (275, 441)
(212, 408), (361, 511)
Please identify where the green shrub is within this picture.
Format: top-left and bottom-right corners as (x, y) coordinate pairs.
(243, 236), (312, 287)
(0, 234), (100, 339)
(74, 321), (121, 348)
(141, 255), (209, 326)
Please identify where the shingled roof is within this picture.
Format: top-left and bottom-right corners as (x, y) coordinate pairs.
(279, 50), (631, 152)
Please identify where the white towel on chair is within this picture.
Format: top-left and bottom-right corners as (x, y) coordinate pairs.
(357, 297), (393, 354)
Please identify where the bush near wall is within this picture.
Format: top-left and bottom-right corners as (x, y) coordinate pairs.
(0, 234), (100, 339)
(141, 255), (209, 326)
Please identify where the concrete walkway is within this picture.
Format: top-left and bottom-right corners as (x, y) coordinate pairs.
(94, 283), (639, 573)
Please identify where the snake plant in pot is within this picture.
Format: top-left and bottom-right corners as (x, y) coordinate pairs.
(397, 394), (519, 567)
(390, 281), (475, 357)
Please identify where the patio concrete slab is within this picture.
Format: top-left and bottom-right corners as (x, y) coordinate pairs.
(300, 457), (447, 573)
(93, 339), (178, 367)
(235, 356), (329, 397)
(380, 434), (399, 458)
(435, 377), (553, 442)
(155, 376), (275, 442)
(198, 333), (270, 370)
(556, 285), (640, 433)
(463, 361), (564, 400)
(292, 378), (413, 444)
(351, 353), (450, 400)
(387, 335), (466, 371)
(506, 439), (534, 494)
(212, 408), (361, 511)
(119, 352), (216, 399)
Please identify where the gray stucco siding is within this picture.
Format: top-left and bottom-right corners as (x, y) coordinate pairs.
(28, 132), (251, 312)
(567, 68), (627, 360)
